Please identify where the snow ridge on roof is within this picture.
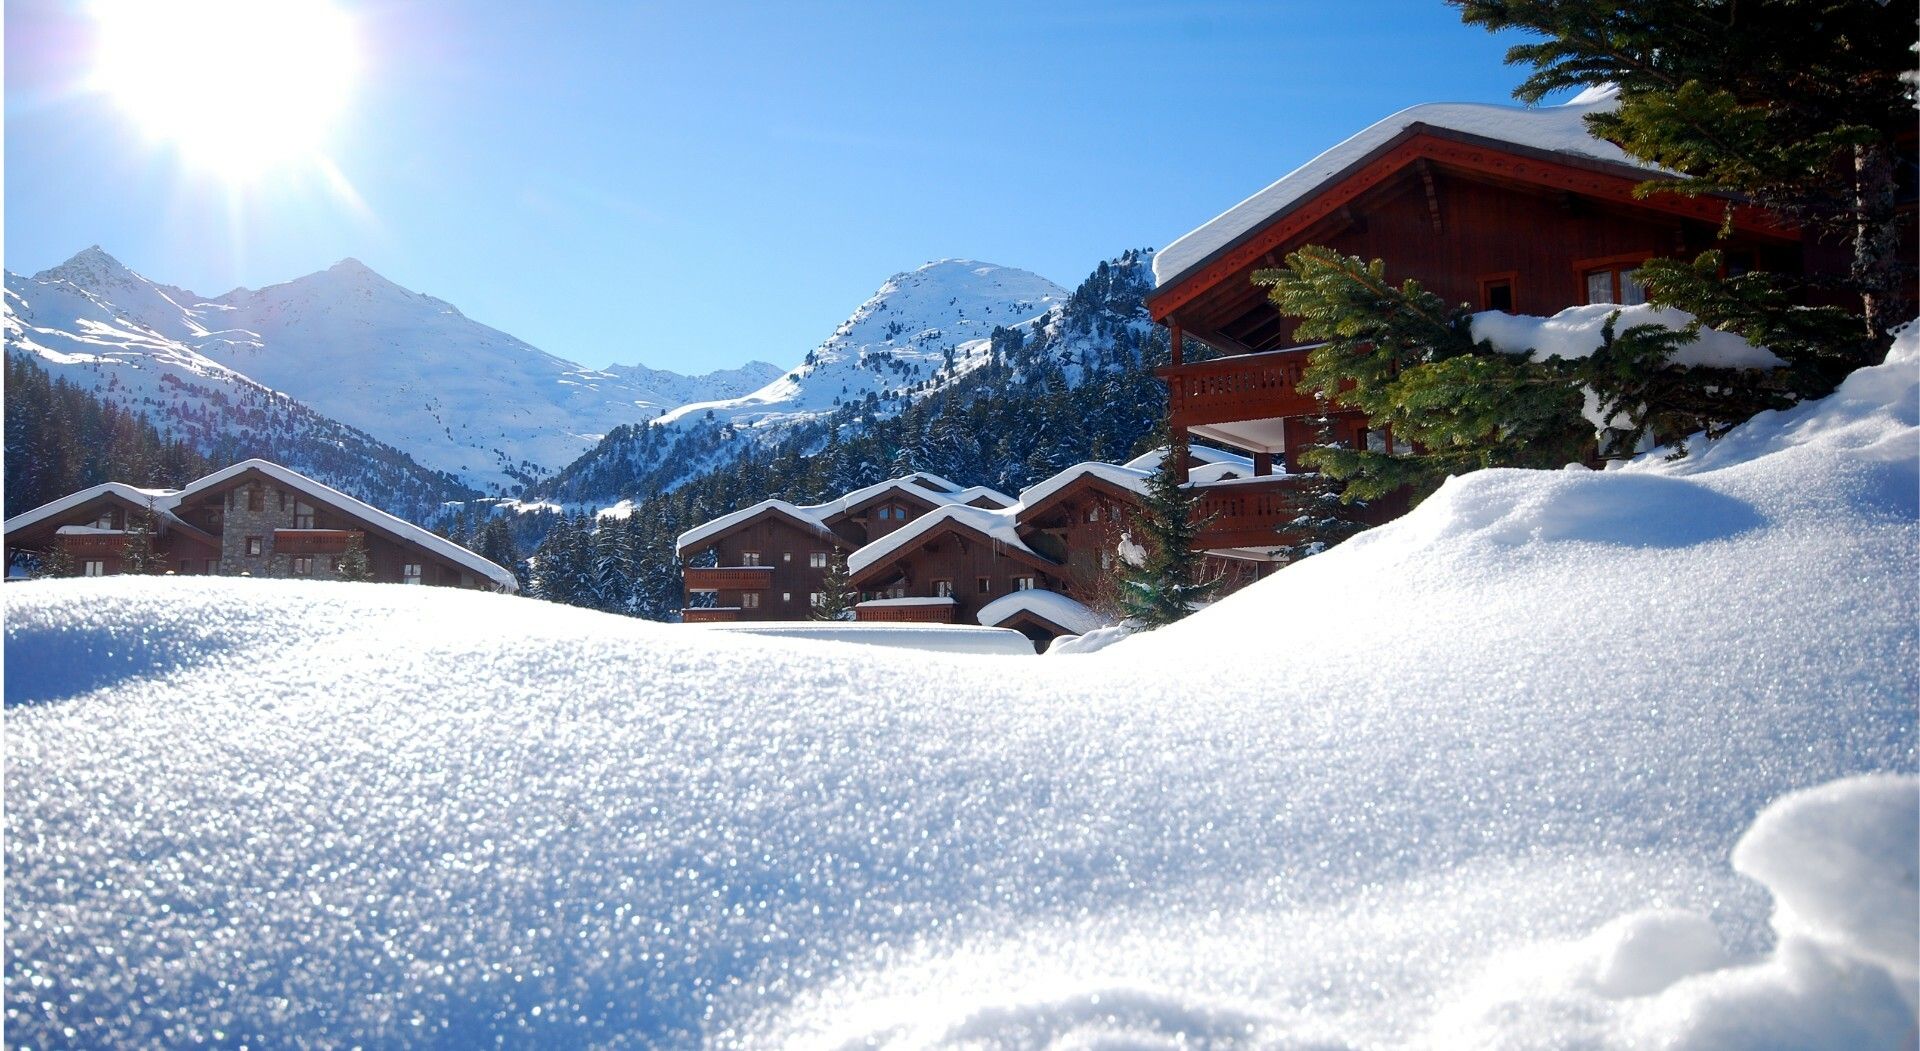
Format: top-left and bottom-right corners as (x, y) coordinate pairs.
(1153, 90), (1630, 291)
(976, 589), (1109, 636)
(676, 474), (1016, 555)
(3, 482), (181, 536)
(847, 503), (1036, 577)
(673, 497), (842, 555)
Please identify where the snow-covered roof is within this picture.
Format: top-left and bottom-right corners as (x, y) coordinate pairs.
(847, 504), (1043, 578)
(54, 525), (129, 536)
(1119, 444), (1255, 473)
(1015, 462), (1152, 517)
(3, 482), (178, 536)
(674, 498), (844, 555)
(975, 589), (1109, 636)
(171, 460), (518, 591)
(676, 474), (1019, 555)
(854, 596), (957, 608)
(1153, 87), (1635, 291)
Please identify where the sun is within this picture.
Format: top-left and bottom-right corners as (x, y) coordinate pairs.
(89, 0), (359, 181)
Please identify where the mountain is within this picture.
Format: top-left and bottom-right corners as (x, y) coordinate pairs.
(526, 251), (1162, 510)
(14, 248), (783, 492)
(529, 259), (1077, 502)
(4, 271), (478, 522)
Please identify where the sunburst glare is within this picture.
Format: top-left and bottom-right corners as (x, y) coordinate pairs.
(89, 0), (359, 182)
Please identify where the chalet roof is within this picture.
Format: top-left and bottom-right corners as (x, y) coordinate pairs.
(1151, 86), (1645, 294)
(846, 504), (1049, 579)
(3, 482), (179, 536)
(673, 498), (853, 556)
(676, 474), (1015, 556)
(6, 460), (518, 591)
(976, 589), (1108, 637)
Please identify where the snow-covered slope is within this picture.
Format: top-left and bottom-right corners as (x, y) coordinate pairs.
(3, 272), (477, 520)
(14, 248), (783, 492)
(656, 259), (1063, 433)
(6, 329), (1914, 1047)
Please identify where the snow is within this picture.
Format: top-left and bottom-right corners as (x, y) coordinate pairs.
(2, 482), (175, 535)
(1471, 303), (1789, 369)
(975, 589), (1109, 636)
(675, 475), (1010, 555)
(1154, 90), (1638, 291)
(4, 328), (1915, 1048)
(52, 525), (128, 536)
(673, 498), (841, 554)
(1015, 460), (1151, 511)
(691, 621), (1039, 655)
(855, 596), (957, 607)
(653, 260), (1065, 436)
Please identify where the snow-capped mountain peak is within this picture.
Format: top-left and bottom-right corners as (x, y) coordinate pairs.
(658, 258), (1067, 432)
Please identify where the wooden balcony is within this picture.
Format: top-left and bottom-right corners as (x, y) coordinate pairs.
(682, 607), (740, 623)
(855, 599), (957, 624)
(1188, 477), (1408, 550)
(273, 529), (363, 555)
(55, 533), (127, 557)
(1157, 346), (1320, 429)
(683, 566), (775, 591)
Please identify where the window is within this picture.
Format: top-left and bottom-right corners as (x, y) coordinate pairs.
(329, 557), (340, 573)
(782, 592), (792, 603)
(293, 556), (313, 576)
(933, 579), (954, 597)
(1084, 506), (1098, 523)
(91, 512), (114, 529)
(246, 487), (263, 513)
(1014, 576), (1036, 591)
(1581, 261), (1648, 305)
(741, 592), (760, 609)
(246, 536), (263, 557)
(809, 592), (825, 607)
(741, 551), (761, 566)
(977, 577), (991, 594)
(83, 560), (105, 577)
(1479, 274), (1516, 313)
(293, 502), (315, 529)
(403, 563), (422, 585)
(809, 551), (829, 569)
(782, 551), (792, 563)
(1099, 551), (1114, 572)
(876, 506), (892, 521)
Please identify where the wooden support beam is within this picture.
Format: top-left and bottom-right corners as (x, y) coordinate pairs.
(1417, 159), (1443, 234)
(1169, 318), (1184, 367)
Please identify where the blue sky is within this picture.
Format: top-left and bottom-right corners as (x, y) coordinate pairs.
(6, 2), (1551, 372)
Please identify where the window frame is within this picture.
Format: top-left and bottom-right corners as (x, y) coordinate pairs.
(741, 591), (761, 609)
(1572, 252), (1653, 306)
(809, 551), (829, 569)
(1477, 271), (1519, 313)
(933, 579), (954, 598)
(83, 560), (106, 577)
(402, 563), (423, 585)
(293, 556), (314, 576)
(245, 536), (263, 557)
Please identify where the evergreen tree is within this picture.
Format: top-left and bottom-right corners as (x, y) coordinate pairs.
(590, 520), (634, 613)
(1119, 440), (1221, 628)
(33, 546), (76, 580)
(120, 500), (165, 574)
(1450, 0), (1914, 343)
(811, 554), (856, 621)
(337, 533), (375, 582)
(1277, 402), (1371, 562)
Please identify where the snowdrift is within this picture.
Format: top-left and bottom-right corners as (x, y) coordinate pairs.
(6, 331), (1916, 1047)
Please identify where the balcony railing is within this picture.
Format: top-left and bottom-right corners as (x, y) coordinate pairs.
(682, 607), (741, 623)
(1188, 476), (1408, 550)
(272, 529), (363, 555)
(683, 565), (776, 591)
(1157, 346), (1320, 429)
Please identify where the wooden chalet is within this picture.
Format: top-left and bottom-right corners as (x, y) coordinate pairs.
(1146, 90), (1807, 551)
(674, 473), (1015, 622)
(4, 459), (517, 590)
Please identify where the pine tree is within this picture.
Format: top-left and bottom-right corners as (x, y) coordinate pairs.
(1119, 440), (1221, 628)
(337, 533), (375, 582)
(811, 554), (856, 621)
(1277, 401), (1371, 562)
(120, 500), (165, 574)
(1450, 0), (1913, 344)
(33, 546), (76, 580)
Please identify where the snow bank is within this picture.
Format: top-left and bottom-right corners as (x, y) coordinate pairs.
(5, 330), (1914, 1047)
(1471, 302), (1788, 369)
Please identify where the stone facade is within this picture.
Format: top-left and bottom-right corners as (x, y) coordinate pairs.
(214, 483), (343, 581)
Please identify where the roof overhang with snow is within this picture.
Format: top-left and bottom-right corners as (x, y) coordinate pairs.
(846, 506), (1059, 586)
(1146, 107), (1797, 327)
(674, 499), (855, 558)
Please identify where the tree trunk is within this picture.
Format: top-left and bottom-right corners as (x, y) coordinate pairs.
(1853, 142), (1906, 346)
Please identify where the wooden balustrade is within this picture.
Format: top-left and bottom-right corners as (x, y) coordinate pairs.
(682, 607), (741, 623)
(682, 566), (775, 591)
(1157, 346), (1320, 428)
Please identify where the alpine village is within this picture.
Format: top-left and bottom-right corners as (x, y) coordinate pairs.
(6, 4), (1920, 1046)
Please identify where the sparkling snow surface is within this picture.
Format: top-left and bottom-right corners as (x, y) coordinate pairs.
(6, 332), (1916, 1048)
